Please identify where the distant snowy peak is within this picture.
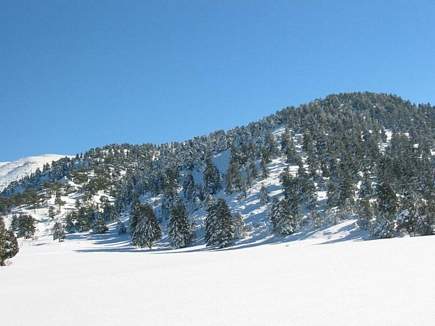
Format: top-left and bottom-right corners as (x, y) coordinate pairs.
(0, 154), (67, 191)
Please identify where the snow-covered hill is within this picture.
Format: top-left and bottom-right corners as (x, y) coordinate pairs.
(1, 220), (434, 326)
(0, 154), (67, 191)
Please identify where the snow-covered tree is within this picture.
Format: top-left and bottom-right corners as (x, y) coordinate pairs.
(205, 199), (234, 248)
(168, 200), (192, 248)
(132, 204), (161, 249)
(92, 215), (108, 234)
(270, 198), (297, 236)
(259, 184), (269, 205)
(52, 222), (65, 242)
(0, 218), (19, 266)
(117, 220), (127, 235)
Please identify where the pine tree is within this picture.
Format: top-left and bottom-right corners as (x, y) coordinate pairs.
(259, 184), (269, 205)
(65, 211), (77, 233)
(270, 198), (297, 236)
(129, 202), (141, 234)
(356, 198), (373, 230)
(17, 214), (36, 239)
(225, 155), (242, 194)
(52, 222), (65, 242)
(205, 199), (234, 248)
(132, 204), (161, 249)
(117, 220), (127, 235)
(203, 155), (221, 194)
(183, 172), (196, 200)
(371, 180), (398, 238)
(327, 179), (340, 208)
(54, 191), (65, 212)
(168, 200), (192, 248)
(48, 206), (56, 219)
(92, 214), (108, 234)
(0, 218), (19, 266)
(359, 172), (373, 200)
(260, 156), (268, 179)
(232, 213), (246, 239)
(10, 215), (19, 232)
(76, 207), (93, 232)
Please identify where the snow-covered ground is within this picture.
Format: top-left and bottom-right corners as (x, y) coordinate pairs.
(0, 154), (67, 191)
(1, 220), (434, 326)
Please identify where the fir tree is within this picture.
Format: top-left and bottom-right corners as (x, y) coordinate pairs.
(17, 214), (36, 239)
(371, 181), (398, 238)
(132, 204), (161, 249)
(0, 218), (19, 266)
(205, 198), (234, 248)
(52, 222), (65, 242)
(92, 214), (108, 234)
(203, 155), (221, 194)
(48, 206), (56, 219)
(270, 198), (297, 236)
(168, 200), (192, 248)
(259, 184), (269, 205)
(117, 220), (127, 235)
(182, 172), (196, 200)
(225, 155), (243, 194)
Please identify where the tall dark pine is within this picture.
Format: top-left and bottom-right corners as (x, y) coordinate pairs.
(52, 222), (65, 242)
(203, 155), (221, 194)
(0, 218), (19, 266)
(205, 199), (234, 248)
(17, 214), (36, 239)
(168, 200), (192, 248)
(270, 198), (297, 236)
(372, 180), (398, 238)
(132, 204), (162, 249)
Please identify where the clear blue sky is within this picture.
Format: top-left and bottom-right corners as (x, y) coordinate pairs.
(1, 1), (434, 161)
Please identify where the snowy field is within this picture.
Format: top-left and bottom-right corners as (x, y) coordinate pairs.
(1, 220), (434, 326)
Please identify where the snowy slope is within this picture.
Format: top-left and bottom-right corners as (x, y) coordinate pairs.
(1, 221), (434, 326)
(0, 154), (67, 191)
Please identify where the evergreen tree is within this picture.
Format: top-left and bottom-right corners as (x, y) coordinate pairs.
(117, 220), (127, 235)
(270, 198), (297, 236)
(327, 179), (340, 208)
(65, 211), (77, 233)
(260, 156), (268, 179)
(17, 214), (36, 239)
(76, 207), (93, 232)
(92, 214), (108, 234)
(205, 199), (234, 248)
(356, 198), (373, 230)
(52, 222), (65, 242)
(232, 213), (246, 240)
(48, 206), (56, 219)
(182, 172), (196, 200)
(132, 204), (161, 248)
(168, 200), (192, 248)
(203, 155), (221, 194)
(10, 215), (19, 232)
(0, 217), (19, 266)
(259, 184), (269, 205)
(371, 181), (398, 238)
(225, 155), (243, 194)
(359, 172), (373, 200)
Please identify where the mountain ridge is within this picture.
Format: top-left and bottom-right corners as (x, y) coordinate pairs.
(0, 92), (433, 249)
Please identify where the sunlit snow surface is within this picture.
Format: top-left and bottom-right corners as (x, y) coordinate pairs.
(1, 220), (434, 326)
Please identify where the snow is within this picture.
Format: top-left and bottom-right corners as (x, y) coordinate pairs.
(1, 220), (434, 326)
(0, 154), (67, 191)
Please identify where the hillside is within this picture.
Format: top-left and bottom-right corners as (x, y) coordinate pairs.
(0, 92), (434, 256)
(0, 154), (66, 191)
